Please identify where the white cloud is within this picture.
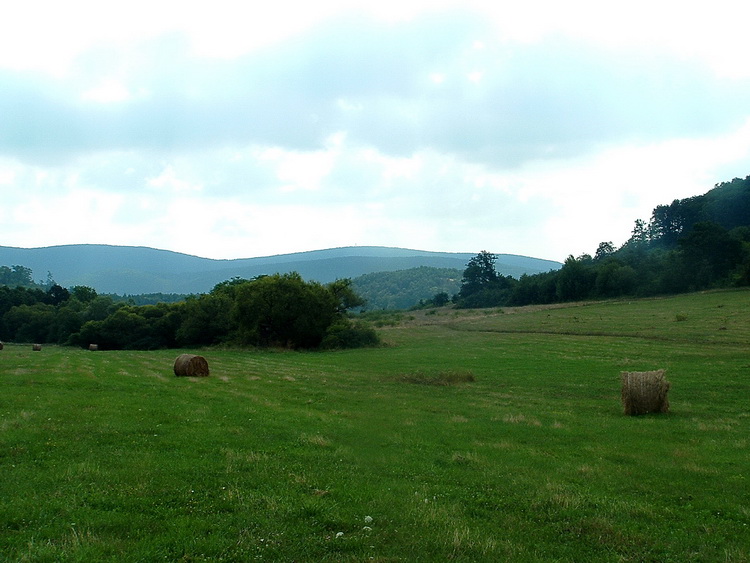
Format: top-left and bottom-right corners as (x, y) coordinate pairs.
(81, 79), (133, 103)
(1, 1), (749, 265)
(147, 165), (204, 194)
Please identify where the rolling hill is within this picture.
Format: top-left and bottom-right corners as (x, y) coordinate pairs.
(0, 244), (561, 295)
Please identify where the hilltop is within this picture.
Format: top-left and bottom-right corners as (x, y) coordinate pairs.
(0, 244), (560, 295)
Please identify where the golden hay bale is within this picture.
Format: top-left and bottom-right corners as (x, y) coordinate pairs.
(32, 344), (42, 351)
(174, 354), (210, 377)
(89, 344), (99, 351)
(620, 369), (670, 415)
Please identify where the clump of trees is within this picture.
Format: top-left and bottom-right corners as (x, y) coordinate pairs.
(0, 265), (38, 288)
(0, 283), (116, 345)
(452, 176), (750, 308)
(0, 273), (378, 351)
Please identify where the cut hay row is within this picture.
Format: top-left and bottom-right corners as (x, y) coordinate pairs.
(620, 369), (670, 415)
(397, 369), (476, 386)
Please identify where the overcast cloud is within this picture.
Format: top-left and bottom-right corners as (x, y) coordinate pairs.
(1, 1), (749, 263)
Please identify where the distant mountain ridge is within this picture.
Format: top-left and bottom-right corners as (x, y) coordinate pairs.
(0, 244), (562, 295)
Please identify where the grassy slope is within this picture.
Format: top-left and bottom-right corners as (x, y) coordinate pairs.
(1, 289), (749, 561)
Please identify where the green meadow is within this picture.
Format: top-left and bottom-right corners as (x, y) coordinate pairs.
(2, 289), (749, 562)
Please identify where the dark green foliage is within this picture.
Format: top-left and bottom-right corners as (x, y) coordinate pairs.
(227, 274), (375, 350)
(456, 175), (750, 309)
(555, 255), (596, 302)
(594, 261), (637, 297)
(77, 308), (152, 350)
(0, 272), (376, 350)
(430, 291), (451, 307)
(456, 251), (517, 308)
(678, 221), (744, 288)
(45, 284), (70, 306)
(321, 319), (380, 349)
(460, 250), (499, 295)
(328, 278), (366, 313)
(74, 303), (183, 350)
(509, 271), (558, 306)
(233, 273), (338, 348)
(594, 241), (616, 260)
(114, 292), (191, 306)
(175, 293), (234, 346)
(82, 295), (121, 322)
(3, 303), (56, 343)
(0, 265), (35, 287)
(0, 285), (106, 343)
(70, 285), (98, 303)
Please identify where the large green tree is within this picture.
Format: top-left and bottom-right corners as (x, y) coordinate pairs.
(456, 251), (517, 308)
(459, 251), (499, 298)
(232, 273), (339, 348)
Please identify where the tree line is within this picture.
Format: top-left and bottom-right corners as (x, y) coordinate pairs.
(3, 175), (749, 342)
(452, 176), (750, 308)
(0, 273), (377, 350)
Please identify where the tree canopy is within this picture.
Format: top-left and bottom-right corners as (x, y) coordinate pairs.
(0, 274), (377, 351)
(451, 175), (750, 309)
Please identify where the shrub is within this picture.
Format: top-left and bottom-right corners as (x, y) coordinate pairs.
(321, 319), (380, 349)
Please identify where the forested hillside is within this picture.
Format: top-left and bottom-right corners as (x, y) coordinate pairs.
(453, 176), (750, 308)
(352, 267), (462, 310)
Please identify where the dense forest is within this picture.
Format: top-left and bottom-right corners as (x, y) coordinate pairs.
(1, 175), (749, 348)
(453, 176), (750, 308)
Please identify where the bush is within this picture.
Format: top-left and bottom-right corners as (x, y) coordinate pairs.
(321, 319), (380, 349)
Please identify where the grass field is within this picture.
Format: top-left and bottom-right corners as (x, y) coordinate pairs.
(2, 289), (749, 561)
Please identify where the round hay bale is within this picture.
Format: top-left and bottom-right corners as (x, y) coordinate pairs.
(32, 344), (42, 351)
(0, 342), (4, 350)
(620, 369), (670, 415)
(89, 344), (99, 351)
(174, 354), (209, 377)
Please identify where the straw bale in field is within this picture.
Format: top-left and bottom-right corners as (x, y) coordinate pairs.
(32, 344), (42, 351)
(620, 369), (670, 415)
(89, 344), (98, 351)
(0, 342), (4, 350)
(174, 354), (210, 377)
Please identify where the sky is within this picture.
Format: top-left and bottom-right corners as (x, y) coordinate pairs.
(1, 1), (750, 263)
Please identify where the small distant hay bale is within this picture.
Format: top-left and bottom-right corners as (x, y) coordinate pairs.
(0, 342), (4, 350)
(32, 344), (42, 351)
(620, 369), (670, 415)
(174, 354), (210, 377)
(89, 344), (99, 351)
